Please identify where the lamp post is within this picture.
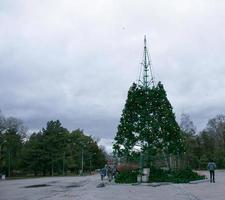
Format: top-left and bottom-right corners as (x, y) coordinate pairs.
(139, 151), (143, 171)
(89, 152), (96, 173)
(81, 146), (84, 175)
(8, 151), (10, 177)
(79, 142), (86, 175)
(62, 151), (65, 176)
(134, 143), (143, 170)
(80, 141), (93, 175)
(0, 140), (7, 154)
(0, 140), (7, 177)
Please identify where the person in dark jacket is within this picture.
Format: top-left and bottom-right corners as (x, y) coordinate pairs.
(207, 161), (217, 183)
(107, 166), (113, 182)
(100, 167), (106, 181)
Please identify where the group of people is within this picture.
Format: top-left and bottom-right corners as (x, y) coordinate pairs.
(99, 164), (117, 182)
(99, 161), (217, 183)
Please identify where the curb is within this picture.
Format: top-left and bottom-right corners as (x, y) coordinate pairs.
(189, 179), (208, 184)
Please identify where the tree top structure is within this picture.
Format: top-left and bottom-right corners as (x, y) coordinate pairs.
(138, 35), (155, 89)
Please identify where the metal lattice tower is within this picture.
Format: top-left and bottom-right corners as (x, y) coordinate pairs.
(138, 35), (155, 88)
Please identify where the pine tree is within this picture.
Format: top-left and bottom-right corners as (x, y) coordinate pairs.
(113, 82), (184, 158)
(113, 83), (140, 157)
(153, 82), (184, 154)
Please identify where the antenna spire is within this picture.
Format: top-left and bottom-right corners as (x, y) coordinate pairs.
(138, 35), (155, 88)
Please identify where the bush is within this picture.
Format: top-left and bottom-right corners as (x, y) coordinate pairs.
(115, 167), (205, 184)
(149, 167), (170, 182)
(149, 167), (205, 183)
(115, 169), (139, 183)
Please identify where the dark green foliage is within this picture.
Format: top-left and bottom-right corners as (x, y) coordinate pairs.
(115, 167), (204, 184)
(66, 129), (106, 173)
(149, 167), (170, 182)
(2, 129), (23, 176)
(0, 113), (25, 177)
(21, 126), (106, 176)
(21, 132), (49, 176)
(114, 82), (184, 158)
(42, 120), (69, 175)
(199, 154), (208, 169)
(149, 167), (205, 183)
(115, 169), (139, 183)
(1, 109), (107, 177)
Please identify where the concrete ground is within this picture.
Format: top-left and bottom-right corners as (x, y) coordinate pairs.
(0, 170), (224, 200)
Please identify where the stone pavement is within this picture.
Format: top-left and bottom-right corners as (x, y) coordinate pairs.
(0, 170), (224, 200)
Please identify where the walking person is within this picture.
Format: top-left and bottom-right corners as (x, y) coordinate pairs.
(112, 165), (118, 179)
(100, 167), (106, 181)
(207, 160), (216, 183)
(107, 166), (113, 182)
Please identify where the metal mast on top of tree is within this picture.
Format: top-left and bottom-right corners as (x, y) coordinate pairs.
(138, 35), (155, 89)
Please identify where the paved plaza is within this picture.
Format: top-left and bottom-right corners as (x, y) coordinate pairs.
(0, 170), (224, 200)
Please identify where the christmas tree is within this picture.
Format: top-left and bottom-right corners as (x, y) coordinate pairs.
(113, 37), (184, 160)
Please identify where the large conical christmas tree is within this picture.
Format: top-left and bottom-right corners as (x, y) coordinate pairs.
(113, 37), (184, 159)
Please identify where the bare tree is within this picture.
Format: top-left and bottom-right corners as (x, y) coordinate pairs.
(180, 113), (196, 135)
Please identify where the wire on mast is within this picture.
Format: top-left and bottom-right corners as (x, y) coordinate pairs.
(138, 35), (155, 89)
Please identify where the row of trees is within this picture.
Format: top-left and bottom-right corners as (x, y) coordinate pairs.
(113, 81), (225, 170)
(0, 111), (106, 177)
(180, 114), (225, 169)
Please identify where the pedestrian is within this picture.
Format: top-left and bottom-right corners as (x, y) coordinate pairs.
(207, 160), (216, 183)
(107, 166), (112, 182)
(112, 166), (116, 179)
(112, 165), (118, 179)
(100, 167), (106, 181)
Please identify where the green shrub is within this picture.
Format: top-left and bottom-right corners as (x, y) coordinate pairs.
(115, 167), (205, 184)
(149, 167), (170, 182)
(149, 167), (205, 183)
(115, 169), (139, 183)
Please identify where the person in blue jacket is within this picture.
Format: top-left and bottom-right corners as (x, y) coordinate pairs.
(207, 160), (217, 183)
(100, 167), (106, 181)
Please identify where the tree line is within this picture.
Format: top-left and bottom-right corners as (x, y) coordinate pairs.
(113, 81), (225, 170)
(180, 113), (225, 169)
(0, 111), (106, 177)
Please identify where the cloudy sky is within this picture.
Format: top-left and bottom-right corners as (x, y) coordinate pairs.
(1, 0), (225, 152)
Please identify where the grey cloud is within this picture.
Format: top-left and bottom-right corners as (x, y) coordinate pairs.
(1, 0), (225, 141)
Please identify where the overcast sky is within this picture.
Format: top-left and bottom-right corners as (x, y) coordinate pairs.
(1, 0), (225, 151)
